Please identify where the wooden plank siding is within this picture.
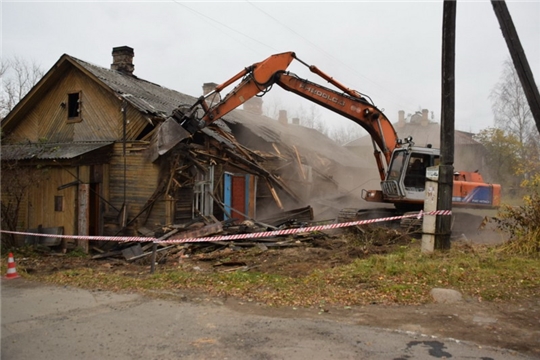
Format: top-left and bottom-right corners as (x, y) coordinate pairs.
(2, 61), (163, 240)
(6, 66), (151, 144)
(26, 167), (78, 235)
(107, 142), (163, 234)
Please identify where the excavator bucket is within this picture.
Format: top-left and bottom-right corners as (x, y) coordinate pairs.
(148, 116), (191, 162)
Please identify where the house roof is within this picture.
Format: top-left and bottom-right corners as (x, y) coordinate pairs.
(1, 50), (372, 169)
(220, 109), (373, 168)
(1, 54), (198, 132)
(70, 57), (197, 119)
(1, 141), (113, 161)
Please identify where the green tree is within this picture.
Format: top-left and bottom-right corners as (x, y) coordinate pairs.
(474, 128), (521, 190)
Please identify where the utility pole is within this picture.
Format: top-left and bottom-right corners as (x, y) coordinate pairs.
(436, 0), (456, 250)
(491, 0), (540, 133)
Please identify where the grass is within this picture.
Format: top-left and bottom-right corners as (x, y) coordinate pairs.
(10, 241), (539, 308)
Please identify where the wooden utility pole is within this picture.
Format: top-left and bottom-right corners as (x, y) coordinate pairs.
(491, 0), (540, 133)
(436, 0), (456, 250)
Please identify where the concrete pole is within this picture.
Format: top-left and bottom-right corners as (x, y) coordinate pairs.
(436, 0), (457, 250)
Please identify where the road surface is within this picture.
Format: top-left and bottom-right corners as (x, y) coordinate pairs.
(1, 279), (532, 360)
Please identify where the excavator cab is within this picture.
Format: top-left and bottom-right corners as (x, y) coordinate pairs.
(374, 144), (500, 210)
(376, 145), (440, 210)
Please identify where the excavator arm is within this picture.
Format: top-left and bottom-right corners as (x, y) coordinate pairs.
(171, 51), (502, 212)
(196, 52), (297, 127)
(274, 73), (398, 180)
(176, 51), (400, 180)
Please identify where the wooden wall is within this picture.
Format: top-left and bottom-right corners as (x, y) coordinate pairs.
(2, 60), (165, 240)
(26, 166), (78, 234)
(6, 65), (150, 144)
(107, 142), (162, 234)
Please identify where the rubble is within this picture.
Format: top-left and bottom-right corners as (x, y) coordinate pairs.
(88, 205), (336, 264)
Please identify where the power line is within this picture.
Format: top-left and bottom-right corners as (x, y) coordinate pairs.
(172, 1), (278, 54)
(246, 1), (420, 115)
(171, 0), (419, 118)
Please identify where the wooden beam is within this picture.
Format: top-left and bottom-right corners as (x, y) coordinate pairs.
(168, 222), (223, 241)
(292, 145), (306, 180)
(265, 178), (284, 210)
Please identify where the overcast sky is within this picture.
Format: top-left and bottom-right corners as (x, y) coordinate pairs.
(2, 1), (539, 135)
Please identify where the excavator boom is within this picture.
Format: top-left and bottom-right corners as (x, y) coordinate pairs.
(198, 52), (296, 127)
(275, 73), (397, 180)
(182, 51), (398, 181)
(173, 51), (501, 212)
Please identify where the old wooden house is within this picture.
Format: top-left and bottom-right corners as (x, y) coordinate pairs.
(1, 46), (372, 250)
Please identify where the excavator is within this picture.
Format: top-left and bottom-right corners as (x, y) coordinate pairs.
(170, 51), (501, 222)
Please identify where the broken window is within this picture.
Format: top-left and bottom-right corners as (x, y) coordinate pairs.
(67, 92), (81, 121)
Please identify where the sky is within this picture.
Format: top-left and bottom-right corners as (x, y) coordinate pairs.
(2, 1), (540, 136)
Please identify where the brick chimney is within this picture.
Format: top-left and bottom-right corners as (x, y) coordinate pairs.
(243, 97), (263, 115)
(421, 108), (429, 126)
(202, 82), (219, 107)
(111, 46), (134, 75)
(278, 110), (288, 125)
(397, 110), (405, 128)
(202, 82), (218, 96)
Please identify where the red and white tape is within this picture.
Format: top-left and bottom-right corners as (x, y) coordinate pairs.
(0, 210), (451, 244)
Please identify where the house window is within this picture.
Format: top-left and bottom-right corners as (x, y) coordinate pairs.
(67, 92), (81, 121)
(54, 196), (64, 212)
(194, 165), (214, 216)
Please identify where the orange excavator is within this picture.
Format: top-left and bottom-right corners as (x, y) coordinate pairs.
(171, 51), (501, 216)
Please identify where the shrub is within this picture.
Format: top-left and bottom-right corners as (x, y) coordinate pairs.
(496, 175), (540, 256)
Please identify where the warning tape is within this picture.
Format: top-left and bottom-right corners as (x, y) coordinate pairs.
(0, 210), (451, 244)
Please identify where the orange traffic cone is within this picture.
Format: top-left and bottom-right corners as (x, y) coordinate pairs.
(5, 253), (20, 279)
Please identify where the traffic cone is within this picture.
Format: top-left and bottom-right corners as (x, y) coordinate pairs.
(5, 253), (20, 279)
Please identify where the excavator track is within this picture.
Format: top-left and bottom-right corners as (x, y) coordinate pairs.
(338, 208), (425, 233)
(338, 207), (499, 241)
(338, 208), (402, 226)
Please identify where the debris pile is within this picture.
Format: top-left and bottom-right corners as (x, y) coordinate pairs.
(92, 205), (341, 264)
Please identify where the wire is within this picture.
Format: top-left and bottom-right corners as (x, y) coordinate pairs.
(171, 1), (278, 54)
(246, 1), (418, 114)
(171, 1), (417, 116)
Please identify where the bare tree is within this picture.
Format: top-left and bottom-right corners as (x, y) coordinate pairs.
(0, 56), (44, 119)
(490, 58), (540, 183)
(1, 156), (50, 248)
(264, 99), (365, 144)
(490, 58), (536, 151)
(262, 95), (285, 120)
(330, 124), (364, 145)
(293, 103), (331, 136)
(1, 57), (45, 247)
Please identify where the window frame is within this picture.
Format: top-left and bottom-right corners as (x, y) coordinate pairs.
(54, 196), (64, 212)
(67, 91), (82, 123)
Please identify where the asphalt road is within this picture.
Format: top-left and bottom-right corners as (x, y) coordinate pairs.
(1, 279), (532, 360)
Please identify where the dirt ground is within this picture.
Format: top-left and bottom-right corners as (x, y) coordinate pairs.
(14, 221), (540, 358)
